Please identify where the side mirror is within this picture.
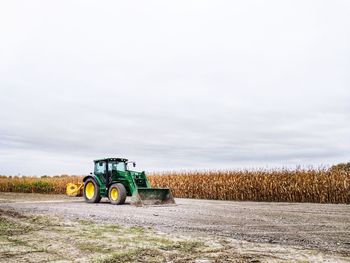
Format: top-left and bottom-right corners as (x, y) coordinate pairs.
(133, 162), (136, 167)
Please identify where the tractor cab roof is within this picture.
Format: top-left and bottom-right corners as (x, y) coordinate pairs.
(94, 158), (128, 163)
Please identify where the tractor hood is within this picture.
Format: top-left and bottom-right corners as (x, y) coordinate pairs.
(128, 170), (145, 177)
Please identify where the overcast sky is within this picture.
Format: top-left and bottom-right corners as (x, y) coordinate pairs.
(0, 1), (349, 175)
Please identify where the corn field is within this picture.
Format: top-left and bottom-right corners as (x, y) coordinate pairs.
(0, 175), (83, 194)
(149, 168), (350, 203)
(0, 167), (349, 203)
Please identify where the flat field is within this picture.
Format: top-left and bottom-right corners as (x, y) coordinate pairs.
(0, 192), (349, 262)
(1, 168), (349, 204)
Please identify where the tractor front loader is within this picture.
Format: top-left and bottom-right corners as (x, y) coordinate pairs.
(67, 158), (175, 206)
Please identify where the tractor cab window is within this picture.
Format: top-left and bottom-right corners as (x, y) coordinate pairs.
(116, 162), (126, 172)
(108, 161), (118, 171)
(107, 161), (125, 172)
(95, 161), (106, 174)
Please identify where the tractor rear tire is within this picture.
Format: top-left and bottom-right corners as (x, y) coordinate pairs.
(108, 183), (127, 205)
(83, 179), (101, 203)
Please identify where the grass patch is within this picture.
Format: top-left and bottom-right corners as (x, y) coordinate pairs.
(0, 210), (213, 263)
(97, 248), (162, 263)
(29, 215), (60, 227)
(177, 240), (205, 252)
(78, 219), (95, 225)
(158, 240), (204, 252)
(76, 241), (114, 254)
(101, 224), (122, 232)
(6, 237), (30, 247)
(0, 216), (32, 236)
(125, 226), (145, 234)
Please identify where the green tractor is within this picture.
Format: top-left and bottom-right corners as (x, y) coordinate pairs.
(82, 158), (175, 206)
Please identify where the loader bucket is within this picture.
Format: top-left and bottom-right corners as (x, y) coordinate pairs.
(131, 188), (175, 206)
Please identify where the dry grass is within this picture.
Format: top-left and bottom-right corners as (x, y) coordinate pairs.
(149, 168), (350, 204)
(1, 166), (349, 203)
(0, 175), (83, 194)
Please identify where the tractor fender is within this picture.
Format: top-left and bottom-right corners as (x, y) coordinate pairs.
(82, 175), (100, 186)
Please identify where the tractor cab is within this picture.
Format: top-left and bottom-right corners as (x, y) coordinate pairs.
(93, 158), (147, 188)
(94, 158), (135, 175)
(94, 158), (126, 182)
(82, 157), (175, 206)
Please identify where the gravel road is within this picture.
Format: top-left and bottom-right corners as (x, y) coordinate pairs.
(1, 192), (349, 256)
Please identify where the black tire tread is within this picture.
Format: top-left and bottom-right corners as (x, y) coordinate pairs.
(83, 178), (101, 203)
(108, 183), (127, 205)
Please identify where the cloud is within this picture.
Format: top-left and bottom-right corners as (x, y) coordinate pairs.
(0, 0), (349, 175)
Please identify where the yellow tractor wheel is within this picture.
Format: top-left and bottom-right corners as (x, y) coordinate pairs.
(108, 183), (127, 205)
(83, 179), (101, 203)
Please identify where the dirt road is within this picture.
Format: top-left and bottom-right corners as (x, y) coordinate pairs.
(1, 192), (349, 262)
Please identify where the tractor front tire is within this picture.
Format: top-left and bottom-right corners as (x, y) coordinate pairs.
(108, 183), (127, 205)
(83, 179), (101, 203)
